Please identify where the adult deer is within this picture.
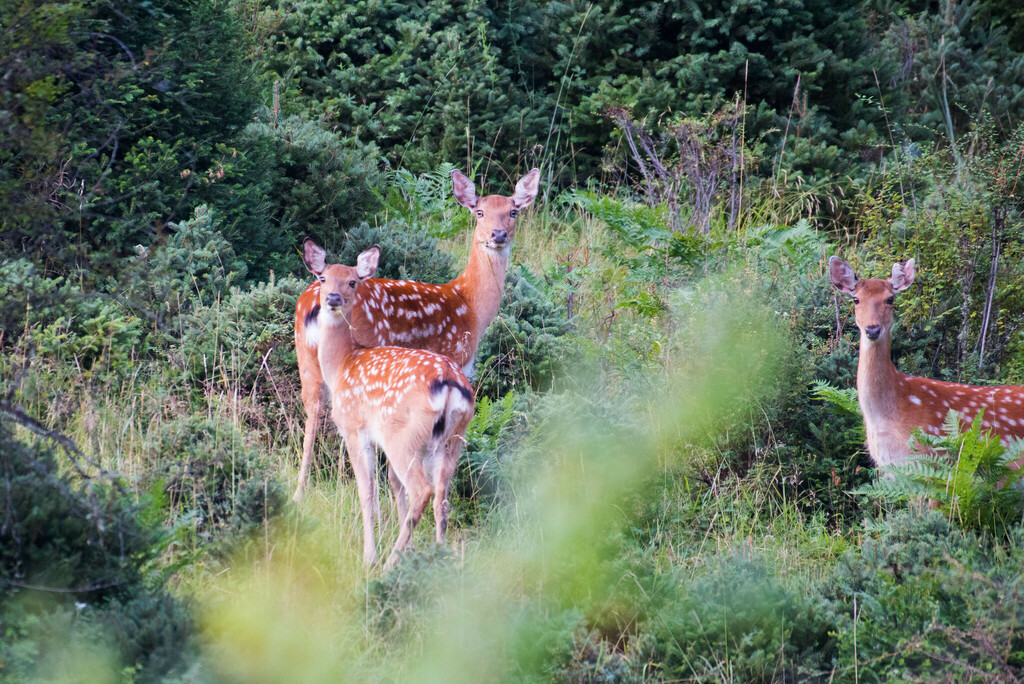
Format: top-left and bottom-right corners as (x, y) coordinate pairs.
(304, 242), (474, 567)
(293, 167), (540, 501)
(829, 256), (1024, 470)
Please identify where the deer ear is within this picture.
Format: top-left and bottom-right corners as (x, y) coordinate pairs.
(355, 245), (380, 280)
(829, 256), (858, 294)
(303, 238), (327, 275)
(890, 258), (915, 292)
(512, 168), (541, 208)
(451, 170), (478, 208)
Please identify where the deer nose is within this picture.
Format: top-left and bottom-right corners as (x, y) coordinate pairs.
(491, 229), (508, 245)
(326, 292), (342, 307)
(864, 325), (883, 340)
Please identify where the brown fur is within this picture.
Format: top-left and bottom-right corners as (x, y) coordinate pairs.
(830, 256), (1024, 470)
(304, 245), (474, 567)
(293, 168), (539, 501)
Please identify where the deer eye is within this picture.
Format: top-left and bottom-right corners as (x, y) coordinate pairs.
(318, 276), (325, 283)
(510, 209), (518, 218)
(852, 297), (860, 305)
(348, 280), (356, 288)
(886, 296), (894, 305)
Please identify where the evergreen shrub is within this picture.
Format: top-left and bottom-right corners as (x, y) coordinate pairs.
(143, 414), (284, 542)
(475, 266), (573, 400)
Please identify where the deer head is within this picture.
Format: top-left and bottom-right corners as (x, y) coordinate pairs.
(830, 256), (915, 342)
(451, 168), (540, 253)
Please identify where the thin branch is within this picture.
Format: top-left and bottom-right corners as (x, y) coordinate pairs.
(75, 31), (136, 69)
(1, 578), (126, 594)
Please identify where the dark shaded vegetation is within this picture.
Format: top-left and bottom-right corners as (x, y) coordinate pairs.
(3, 0), (1024, 679)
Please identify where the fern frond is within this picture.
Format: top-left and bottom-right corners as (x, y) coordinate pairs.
(811, 381), (860, 418)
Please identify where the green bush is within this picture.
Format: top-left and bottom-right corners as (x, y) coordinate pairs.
(260, 0), (546, 174)
(366, 545), (456, 640)
(649, 551), (831, 681)
(0, 423), (152, 602)
(475, 266), (574, 400)
(60, 0), (257, 262)
(233, 108), (384, 280)
(0, 422), (195, 682)
(0, 258), (149, 378)
(330, 220), (458, 283)
(119, 204), (248, 328)
(177, 272), (307, 408)
(449, 392), (518, 524)
(820, 508), (1024, 681)
(143, 414), (284, 543)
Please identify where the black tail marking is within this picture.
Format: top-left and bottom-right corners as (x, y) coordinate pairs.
(428, 378), (473, 404)
(304, 304), (320, 329)
(432, 416), (446, 438)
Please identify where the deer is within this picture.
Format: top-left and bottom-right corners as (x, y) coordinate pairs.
(829, 256), (1024, 472)
(293, 167), (540, 501)
(303, 241), (474, 567)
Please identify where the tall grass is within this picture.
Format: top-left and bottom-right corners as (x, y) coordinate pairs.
(195, 274), (792, 681)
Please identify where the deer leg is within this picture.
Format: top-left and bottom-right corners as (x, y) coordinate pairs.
(433, 434), (464, 544)
(293, 365), (324, 502)
(346, 431), (380, 565)
(385, 462), (432, 569)
(387, 466), (408, 529)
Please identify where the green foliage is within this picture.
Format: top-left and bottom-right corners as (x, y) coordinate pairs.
(235, 108), (384, 279)
(450, 392), (518, 523)
(550, 626), (642, 684)
(812, 381), (863, 425)
(475, 266), (574, 400)
(92, 591), (196, 682)
(0, 258), (148, 377)
(331, 221), (458, 284)
(366, 545), (455, 640)
(733, 247), (870, 524)
(649, 551), (831, 681)
(874, 7), (1024, 140)
(374, 164), (470, 240)
(143, 415), (284, 544)
(857, 409), (1024, 537)
(859, 126), (1024, 383)
(0, 423), (152, 601)
(177, 272), (307, 404)
(259, 0), (547, 174)
(820, 508), (1024, 680)
(120, 205), (248, 330)
(572, 190), (702, 286)
(0, 0), (86, 251)
(0, 422), (195, 682)
(62, 0), (258, 261)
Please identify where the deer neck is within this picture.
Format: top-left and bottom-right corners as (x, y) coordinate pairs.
(317, 311), (358, 387)
(857, 331), (902, 424)
(453, 242), (510, 338)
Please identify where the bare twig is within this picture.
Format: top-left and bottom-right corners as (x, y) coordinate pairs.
(976, 207), (1003, 368)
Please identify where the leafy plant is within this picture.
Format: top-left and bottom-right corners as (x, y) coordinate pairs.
(374, 163), (469, 240)
(820, 508), (1024, 681)
(0, 420), (196, 682)
(475, 266), (574, 400)
(650, 550), (831, 681)
(857, 409), (1024, 537)
(143, 414), (284, 547)
(811, 380), (862, 426)
(330, 221), (458, 284)
(450, 392), (517, 523)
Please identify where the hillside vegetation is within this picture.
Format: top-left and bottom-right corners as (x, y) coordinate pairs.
(3, 0), (1024, 680)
